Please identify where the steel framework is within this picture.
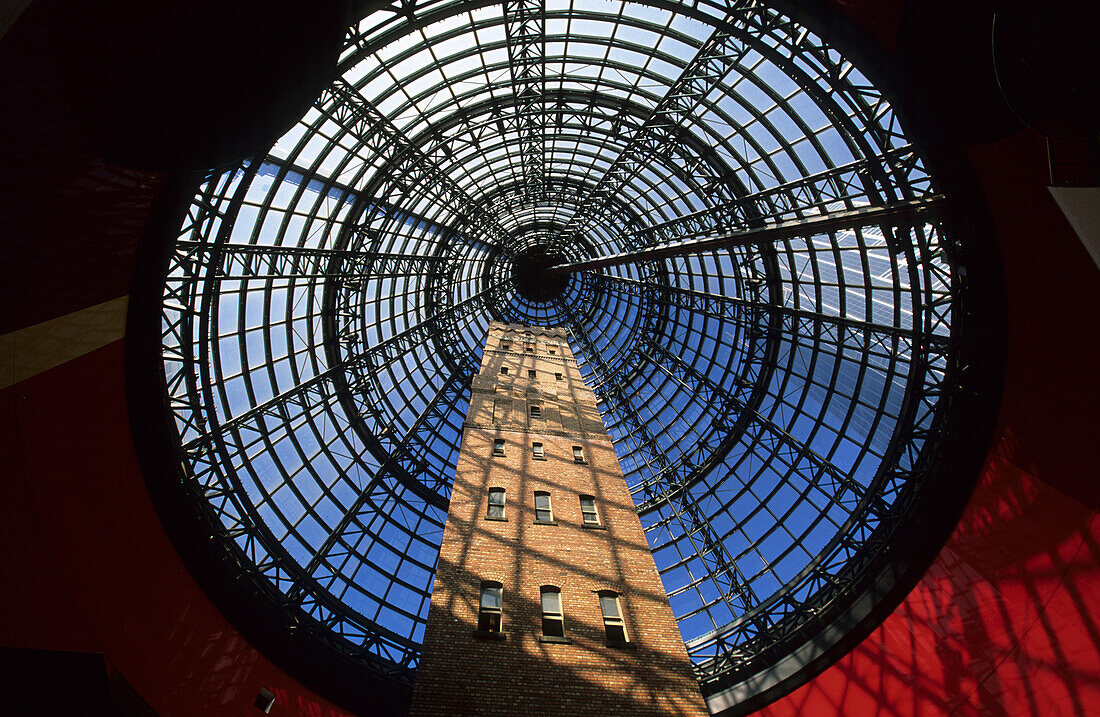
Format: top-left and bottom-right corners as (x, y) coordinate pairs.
(139, 0), (998, 711)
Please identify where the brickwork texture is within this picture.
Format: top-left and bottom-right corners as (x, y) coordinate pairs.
(409, 322), (708, 716)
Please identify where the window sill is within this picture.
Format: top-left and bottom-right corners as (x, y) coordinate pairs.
(605, 640), (635, 649)
(472, 630), (507, 641)
(573, 460), (587, 465)
(533, 519), (558, 526)
(532, 456), (547, 461)
(538, 636), (572, 644)
(484, 516), (508, 522)
(582, 523), (606, 530)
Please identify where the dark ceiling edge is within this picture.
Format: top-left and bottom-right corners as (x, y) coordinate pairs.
(125, 170), (411, 717)
(701, 0), (1008, 712)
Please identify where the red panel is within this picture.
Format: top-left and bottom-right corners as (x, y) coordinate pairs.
(964, 133), (1100, 510)
(2, 342), (350, 716)
(759, 65), (1100, 717)
(0, 390), (100, 655)
(758, 453), (1100, 717)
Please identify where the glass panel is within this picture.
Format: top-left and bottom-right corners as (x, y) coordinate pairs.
(541, 590), (560, 613)
(534, 493), (550, 510)
(480, 586), (501, 609)
(599, 595), (620, 618)
(159, 0), (969, 685)
(487, 489), (504, 518)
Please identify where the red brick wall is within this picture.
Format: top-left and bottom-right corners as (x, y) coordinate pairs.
(410, 323), (707, 716)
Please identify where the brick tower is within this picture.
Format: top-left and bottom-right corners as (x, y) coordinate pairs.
(409, 322), (707, 716)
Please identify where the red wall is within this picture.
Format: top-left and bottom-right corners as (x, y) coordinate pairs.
(757, 31), (1100, 717)
(0, 5), (354, 712)
(1, 342), (353, 715)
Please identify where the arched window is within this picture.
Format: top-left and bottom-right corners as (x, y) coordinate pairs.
(579, 495), (599, 525)
(532, 442), (545, 460)
(534, 491), (553, 523)
(487, 488), (505, 519)
(478, 582), (503, 633)
(572, 445), (585, 463)
(492, 438), (505, 457)
(540, 586), (565, 638)
(598, 591), (627, 643)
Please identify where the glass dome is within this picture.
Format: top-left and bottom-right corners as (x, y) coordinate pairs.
(139, 0), (994, 710)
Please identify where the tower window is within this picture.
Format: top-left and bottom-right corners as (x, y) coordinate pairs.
(525, 346), (534, 353)
(532, 442), (545, 459)
(487, 488), (505, 519)
(500, 366), (508, 375)
(572, 445), (585, 463)
(555, 372), (563, 381)
(501, 342), (511, 351)
(598, 591), (627, 643)
(478, 582), (503, 633)
(493, 439), (505, 457)
(528, 369), (536, 378)
(534, 491), (553, 523)
(580, 495), (599, 525)
(549, 349), (556, 355)
(530, 405), (541, 418)
(541, 587), (565, 638)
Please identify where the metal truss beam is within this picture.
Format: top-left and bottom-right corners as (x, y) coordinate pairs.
(503, 0), (546, 199)
(606, 275), (940, 345)
(413, 86), (744, 249)
(637, 339), (885, 519)
(636, 144), (925, 245)
(547, 2), (761, 254)
(547, 196), (947, 274)
(563, 312), (761, 621)
(181, 290), (486, 509)
(173, 240), (450, 281)
(316, 79), (508, 251)
(289, 361), (470, 598)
